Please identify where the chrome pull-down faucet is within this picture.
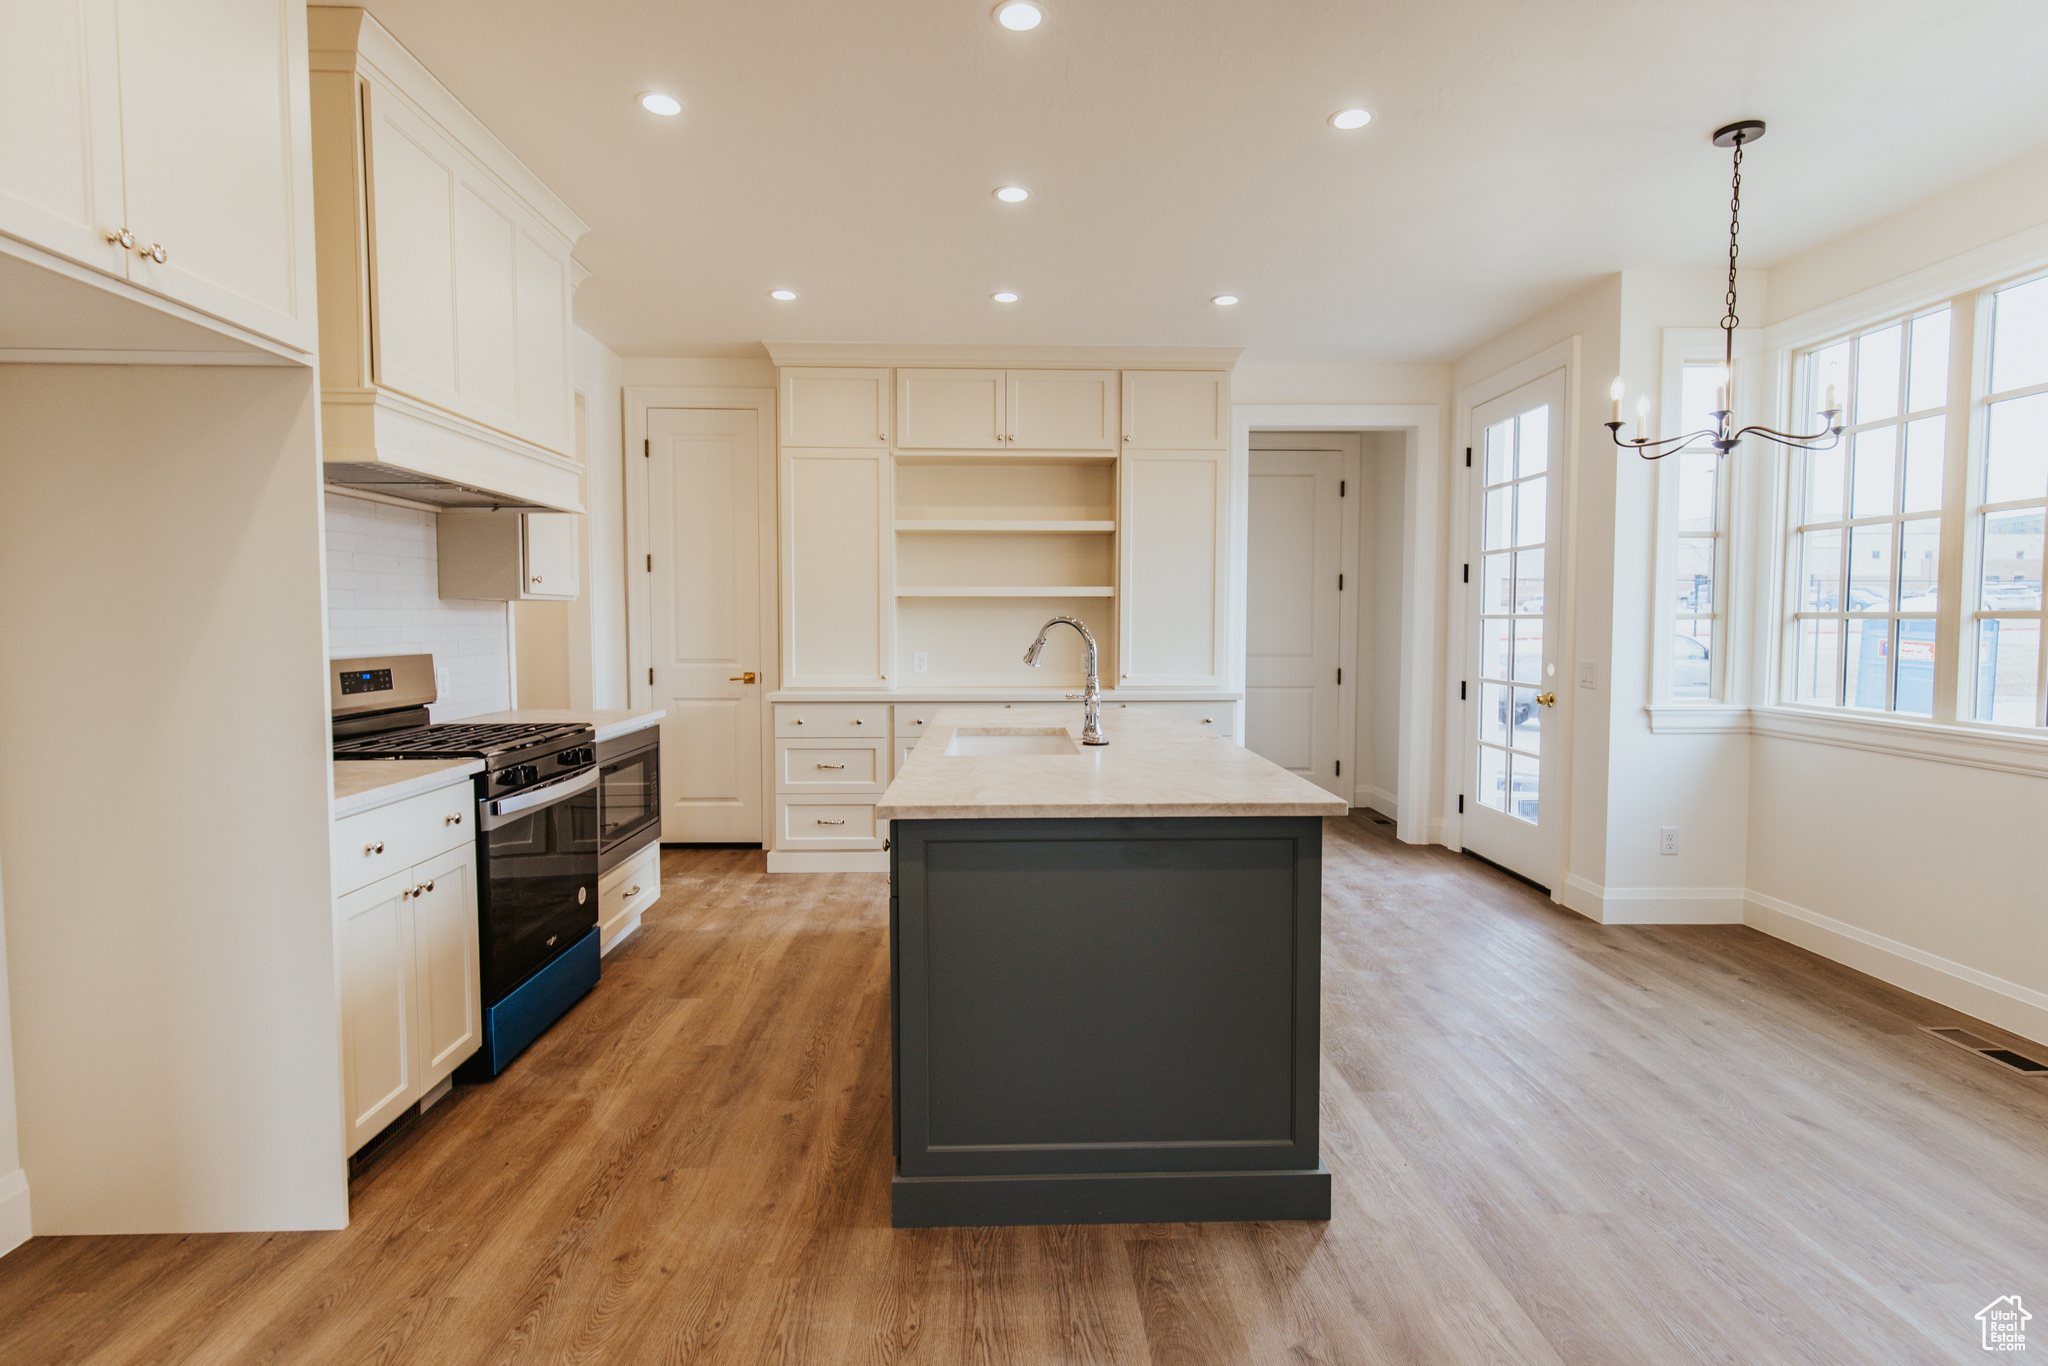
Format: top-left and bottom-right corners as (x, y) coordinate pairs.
(1023, 616), (1107, 745)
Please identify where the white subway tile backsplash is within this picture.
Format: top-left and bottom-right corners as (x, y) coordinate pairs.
(324, 493), (509, 720)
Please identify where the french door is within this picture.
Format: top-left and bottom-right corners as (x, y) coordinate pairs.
(1463, 373), (1567, 886)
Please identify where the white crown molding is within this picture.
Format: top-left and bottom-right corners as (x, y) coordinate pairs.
(761, 342), (1243, 370)
(1761, 219), (2048, 353)
(308, 6), (590, 248)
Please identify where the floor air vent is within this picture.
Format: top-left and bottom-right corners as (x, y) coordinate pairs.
(1922, 1026), (2048, 1075)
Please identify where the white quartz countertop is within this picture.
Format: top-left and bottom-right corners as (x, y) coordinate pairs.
(874, 705), (1348, 820)
(333, 759), (482, 818)
(457, 708), (666, 742)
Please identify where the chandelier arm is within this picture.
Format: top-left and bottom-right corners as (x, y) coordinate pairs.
(1603, 423), (1723, 460)
(1730, 422), (1845, 451)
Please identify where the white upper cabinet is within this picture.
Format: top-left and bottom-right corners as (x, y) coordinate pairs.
(896, 369), (1007, 450)
(523, 512), (579, 600)
(0, 0), (316, 355)
(1008, 370), (1119, 450)
(309, 8), (588, 510)
(1119, 449), (1229, 687)
(782, 449), (893, 687)
(781, 368), (890, 447)
(1122, 370), (1230, 449)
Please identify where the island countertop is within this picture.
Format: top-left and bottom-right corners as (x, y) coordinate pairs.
(875, 705), (1349, 821)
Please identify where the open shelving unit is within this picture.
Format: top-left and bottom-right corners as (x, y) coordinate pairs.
(893, 456), (1118, 688)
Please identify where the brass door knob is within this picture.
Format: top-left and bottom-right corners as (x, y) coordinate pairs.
(729, 671), (757, 683)
(1535, 692), (1557, 707)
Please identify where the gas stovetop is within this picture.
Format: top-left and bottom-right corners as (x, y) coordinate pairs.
(333, 721), (592, 761)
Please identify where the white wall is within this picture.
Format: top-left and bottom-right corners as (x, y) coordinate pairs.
(1236, 360), (1449, 408)
(323, 493), (511, 720)
(0, 365), (346, 1234)
(573, 327), (629, 709)
(0, 857), (26, 1256)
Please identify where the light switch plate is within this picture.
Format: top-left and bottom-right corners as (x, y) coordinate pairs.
(1578, 660), (1597, 689)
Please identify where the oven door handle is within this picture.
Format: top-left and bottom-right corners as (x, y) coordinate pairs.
(482, 767), (599, 826)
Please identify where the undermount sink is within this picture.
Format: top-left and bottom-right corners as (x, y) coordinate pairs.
(944, 728), (1082, 757)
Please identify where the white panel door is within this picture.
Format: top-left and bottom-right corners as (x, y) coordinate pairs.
(1121, 371), (1228, 448)
(113, 0), (312, 349)
(409, 845), (480, 1087)
(0, 0), (127, 278)
(1007, 370), (1118, 449)
(897, 369), (1006, 449)
(1464, 371), (1567, 886)
(1119, 449), (1227, 686)
(780, 368), (890, 447)
(782, 449), (893, 686)
(338, 868), (418, 1154)
(647, 407), (766, 842)
(1246, 452), (1346, 794)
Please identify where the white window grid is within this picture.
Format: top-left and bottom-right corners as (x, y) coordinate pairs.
(1668, 361), (1728, 702)
(1972, 271), (2048, 727)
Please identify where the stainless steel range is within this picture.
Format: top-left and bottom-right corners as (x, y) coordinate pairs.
(331, 654), (599, 1077)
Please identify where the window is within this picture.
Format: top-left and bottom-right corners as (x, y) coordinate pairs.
(1975, 274), (2048, 725)
(1787, 308), (1951, 715)
(1670, 363), (1725, 699)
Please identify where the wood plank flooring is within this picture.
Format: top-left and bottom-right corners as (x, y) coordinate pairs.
(2, 815), (2044, 1364)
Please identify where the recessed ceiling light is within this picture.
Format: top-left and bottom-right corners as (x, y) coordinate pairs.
(994, 2), (1043, 30)
(1329, 107), (1372, 130)
(992, 292), (1020, 303)
(639, 92), (683, 117)
(1212, 295), (1240, 306)
(769, 289), (797, 301)
(994, 186), (1031, 203)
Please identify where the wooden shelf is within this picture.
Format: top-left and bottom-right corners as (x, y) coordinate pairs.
(897, 586), (1115, 598)
(895, 520), (1115, 534)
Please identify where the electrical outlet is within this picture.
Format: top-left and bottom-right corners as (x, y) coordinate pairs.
(913, 651), (928, 673)
(435, 666), (452, 695)
(1660, 826), (1679, 856)
(1578, 660), (1597, 689)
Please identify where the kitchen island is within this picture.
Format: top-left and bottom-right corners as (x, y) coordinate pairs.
(875, 705), (1348, 1228)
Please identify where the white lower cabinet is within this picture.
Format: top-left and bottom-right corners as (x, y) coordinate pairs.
(598, 843), (660, 954)
(335, 784), (481, 1155)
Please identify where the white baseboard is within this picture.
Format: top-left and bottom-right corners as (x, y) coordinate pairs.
(1554, 875), (1745, 924)
(766, 850), (888, 874)
(0, 1168), (29, 1258)
(1745, 889), (2048, 1047)
(1557, 873), (1603, 921)
(1357, 784), (1399, 820)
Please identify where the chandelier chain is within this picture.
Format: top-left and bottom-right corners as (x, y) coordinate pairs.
(1723, 135), (1743, 353)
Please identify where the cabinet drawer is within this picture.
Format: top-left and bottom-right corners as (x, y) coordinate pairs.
(776, 797), (884, 851)
(1119, 700), (1238, 741)
(332, 781), (475, 896)
(599, 843), (660, 951)
(777, 740), (887, 794)
(892, 704), (936, 737)
(774, 703), (889, 737)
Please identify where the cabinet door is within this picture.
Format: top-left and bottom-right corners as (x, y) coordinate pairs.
(113, 0), (314, 351)
(522, 513), (579, 599)
(1008, 370), (1118, 450)
(1121, 371), (1229, 449)
(409, 846), (480, 1088)
(782, 449), (893, 686)
(896, 369), (1006, 449)
(780, 368), (890, 447)
(1119, 450), (1228, 686)
(339, 869), (419, 1155)
(0, 0), (127, 278)
(362, 89), (465, 415)
(514, 228), (572, 453)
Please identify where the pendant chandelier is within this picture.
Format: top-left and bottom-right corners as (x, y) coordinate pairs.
(1608, 120), (1845, 460)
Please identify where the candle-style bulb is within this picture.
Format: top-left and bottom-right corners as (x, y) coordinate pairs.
(1609, 376), (1625, 425)
(1635, 395), (1650, 442)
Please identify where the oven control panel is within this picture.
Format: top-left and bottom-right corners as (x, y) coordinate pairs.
(338, 668), (393, 696)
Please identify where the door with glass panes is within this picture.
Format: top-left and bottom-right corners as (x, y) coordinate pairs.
(1464, 373), (1567, 886)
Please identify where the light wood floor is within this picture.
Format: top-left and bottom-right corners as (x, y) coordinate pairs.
(3, 816), (2045, 1365)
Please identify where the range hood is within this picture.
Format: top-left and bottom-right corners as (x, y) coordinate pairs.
(319, 387), (585, 515)
(323, 461), (556, 511)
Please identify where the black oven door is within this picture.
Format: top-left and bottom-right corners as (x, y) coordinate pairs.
(597, 732), (661, 872)
(478, 768), (600, 1002)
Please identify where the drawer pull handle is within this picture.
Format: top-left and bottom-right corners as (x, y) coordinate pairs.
(792, 719), (803, 725)
(625, 885), (641, 897)
(445, 812), (464, 825)
(365, 841), (384, 856)
(815, 818), (846, 826)
(851, 719), (863, 725)
(815, 763), (845, 770)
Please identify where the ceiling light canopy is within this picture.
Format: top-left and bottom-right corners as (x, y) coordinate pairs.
(991, 291), (1019, 303)
(1329, 108), (1372, 130)
(1212, 295), (1239, 306)
(994, 186), (1030, 203)
(993, 2), (1043, 30)
(769, 289), (797, 301)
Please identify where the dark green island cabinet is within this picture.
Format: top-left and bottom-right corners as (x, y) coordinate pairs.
(876, 706), (1349, 1228)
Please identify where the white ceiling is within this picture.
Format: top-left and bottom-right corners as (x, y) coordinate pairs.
(350, 0), (2048, 363)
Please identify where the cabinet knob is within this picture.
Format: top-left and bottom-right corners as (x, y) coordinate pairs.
(106, 228), (135, 249)
(851, 718), (863, 725)
(792, 718), (804, 725)
(365, 841), (384, 856)
(423, 879), (435, 893)
(445, 812), (464, 825)
(139, 242), (167, 264)
(531, 575), (543, 585)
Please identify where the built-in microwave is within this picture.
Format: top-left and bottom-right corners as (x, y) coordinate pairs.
(597, 727), (661, 872)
